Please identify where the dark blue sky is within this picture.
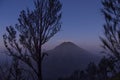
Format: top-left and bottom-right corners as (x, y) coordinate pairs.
(0, 0), (104, 53)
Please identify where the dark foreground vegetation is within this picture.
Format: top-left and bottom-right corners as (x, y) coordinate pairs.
(58, 56), (120, 80)
(0, 0), (120, 80)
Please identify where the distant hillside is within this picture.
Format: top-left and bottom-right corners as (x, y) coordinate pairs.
(42, 42), (101, 80)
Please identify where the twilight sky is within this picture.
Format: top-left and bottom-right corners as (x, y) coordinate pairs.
(0, 0), (104, 53)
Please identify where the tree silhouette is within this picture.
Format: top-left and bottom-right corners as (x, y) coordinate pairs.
(3, 0), (62, 80)
(0, 60), (12, 80)
(86, 62), (98, 80)
(100, 0), (120, 60)
(98, 57), (111, 80)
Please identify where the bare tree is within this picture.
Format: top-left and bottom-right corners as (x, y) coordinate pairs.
(3, 0), (62, 80)
(100, 0), (120, 60)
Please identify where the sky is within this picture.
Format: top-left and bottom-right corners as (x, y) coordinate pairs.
(0, 0), (104, 53)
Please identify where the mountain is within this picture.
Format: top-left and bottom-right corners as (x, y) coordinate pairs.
(42, 42), (101, 80)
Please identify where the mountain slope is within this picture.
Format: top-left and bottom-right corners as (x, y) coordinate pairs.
(42, 42), (101, 80)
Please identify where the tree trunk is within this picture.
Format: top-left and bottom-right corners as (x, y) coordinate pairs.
(38, 62), (42, 80)
(38, 45), (42, 80)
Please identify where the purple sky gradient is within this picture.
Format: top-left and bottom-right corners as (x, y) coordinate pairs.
(0, 0), (104, 53)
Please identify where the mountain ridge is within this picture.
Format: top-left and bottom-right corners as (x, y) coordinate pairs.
(47, 41), (89, 55)
(42, 41), (101, 80)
